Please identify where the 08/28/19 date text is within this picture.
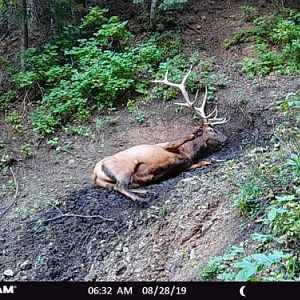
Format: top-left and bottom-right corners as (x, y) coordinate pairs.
(87, 285), (187, 296)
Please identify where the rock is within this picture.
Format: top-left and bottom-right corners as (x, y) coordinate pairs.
(116, 243), (123, 251)
(190, 249), (197, 260)
(68, 159), (75, 166)
(196, 24), (202, 30)
(187, 16), (196, 25)
(20, 260), (32, 271)
(3, 269), (14, 277)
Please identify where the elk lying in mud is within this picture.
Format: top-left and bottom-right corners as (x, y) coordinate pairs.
(92, 67), (228, 201)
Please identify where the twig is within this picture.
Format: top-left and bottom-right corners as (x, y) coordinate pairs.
(60, 148), (86, 159)
(237, 105), (247, 120)
(40, 211), (115, 223)
(10, 166), (19, 200)
(37, 82), (44, 97)
(0, 167), (19, 218)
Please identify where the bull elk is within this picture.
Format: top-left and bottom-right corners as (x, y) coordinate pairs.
(92, 66), (228, 201)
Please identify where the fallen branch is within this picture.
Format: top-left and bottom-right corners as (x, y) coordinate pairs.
(60, 148), (86, 159)
(40, 205), (115, 223)
(41, 213), (115, 223)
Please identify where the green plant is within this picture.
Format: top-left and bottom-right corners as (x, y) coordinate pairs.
(200, 243), (296, 281)
(10, 8), (189, 135)
(159, 205), (170, 217)
(64, 125), (91, 136)
(286, 153), (300, 176)
(21, 144), (33, 158)
(46, 137), (60, 148)
(151, 52), (229, 103)
(231, 184), (263, 216)
(0, 154), (13, 169)
(241, 5), (258, 21)
(95, 115), (118, 128)
(127, 99), (145, 123)
(212, 91), (300, 281)
(263, 195), (300, 243)
(224, 8), (300, 77)
(5, 111), (24, 132)
(0, 90), (17, 112)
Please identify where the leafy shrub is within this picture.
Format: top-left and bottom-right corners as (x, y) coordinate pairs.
(9, 8), (228, 135)
(151, 52), (230, 103)
(5, 111), (24, 132)
(208, 90), (300, 281)
(241, 5), (258, 21)
(263, 195), (300, 243)
(21, 144), (33, 158)
(12, 8), (188, 134)
(224, 8), (300, 77)
(0, 90), (17, 112)
(127, 99), (145, 123)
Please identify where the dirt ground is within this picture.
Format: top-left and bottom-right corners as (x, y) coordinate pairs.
(0, 0), (299, 281)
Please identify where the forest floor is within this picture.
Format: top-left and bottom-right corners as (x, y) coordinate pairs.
(0, 0), (299, 281)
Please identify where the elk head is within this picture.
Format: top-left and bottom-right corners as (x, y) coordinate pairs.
(152, 66), (228, 152)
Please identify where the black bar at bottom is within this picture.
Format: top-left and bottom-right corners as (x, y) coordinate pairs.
(0, 282), (299, 299)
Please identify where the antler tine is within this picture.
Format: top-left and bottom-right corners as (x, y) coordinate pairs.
(206, 107), (217, 119)
(152, 66), (194, 106)
(181, 65), (193, 86)
(209, 117), (228, 126)
(152, 67), (228, 126)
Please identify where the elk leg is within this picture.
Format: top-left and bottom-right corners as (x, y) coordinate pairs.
(163, 134), (196, 152)
(129, 188), (149, 195)
(113, 187), (144, 202)
(189, 160), (212, 170)
(95, 177), (115, 189)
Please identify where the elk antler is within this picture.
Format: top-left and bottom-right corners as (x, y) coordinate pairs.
(152, 66), (227, 126)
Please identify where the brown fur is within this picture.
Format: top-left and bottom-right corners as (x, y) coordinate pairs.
(92, 125), (227, 201)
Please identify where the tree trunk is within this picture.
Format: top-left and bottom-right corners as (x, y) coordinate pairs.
(21, 0), (29, 68)
(149, 0), (158, 28)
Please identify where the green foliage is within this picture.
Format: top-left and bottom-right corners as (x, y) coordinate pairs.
(159, 0), (188, 10)
(207, 91), (300, 282)
(151, 52), (229, 103)
(64, 125), (91, 136)
(5, 111), (24, 132)
(95, 115), (118, 128)
(0, 90), (17, 112)
(281, 91), (300, 111)
(7, 8), (228, 135)
(224, 8), (300, 77)
(231, 184), (263, 216)
(200, 242), (296, 281)
(21, 144), (33, 158)
(263, 195), (300, 243)
(133, 0), (188, 11)
(46, 137), (59, 148)
(12, 8), (189, 135)
(241, 5), (258, 21)
(0, 154), (12, 169)
(127, 99), (145, 123)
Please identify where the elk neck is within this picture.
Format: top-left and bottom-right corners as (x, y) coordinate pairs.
(180, 135), (209, 163)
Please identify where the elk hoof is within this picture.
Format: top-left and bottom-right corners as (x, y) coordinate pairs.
(130, 188), (149, 195)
